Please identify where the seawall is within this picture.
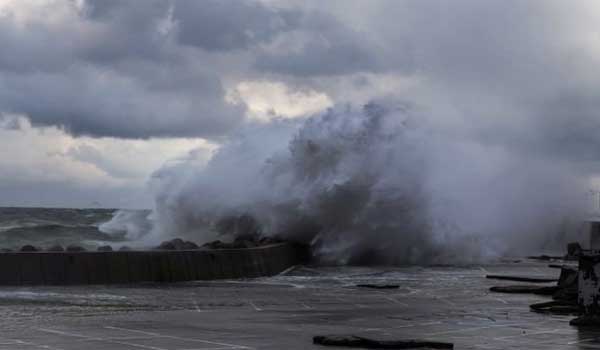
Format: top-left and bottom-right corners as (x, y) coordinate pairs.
(0, 243), (308, 285)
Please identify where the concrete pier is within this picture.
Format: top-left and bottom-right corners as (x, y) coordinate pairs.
(578, 251), (600, 314)
(0, 243), (307, 285)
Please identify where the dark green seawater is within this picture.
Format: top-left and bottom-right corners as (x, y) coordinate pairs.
(0, 207), (130, 250)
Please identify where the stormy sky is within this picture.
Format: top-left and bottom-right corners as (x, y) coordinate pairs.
(2, 0), (600, 208)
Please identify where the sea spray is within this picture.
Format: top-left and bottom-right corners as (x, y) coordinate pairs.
(98, 209), (152, 240)
(102, 101), (587, 264)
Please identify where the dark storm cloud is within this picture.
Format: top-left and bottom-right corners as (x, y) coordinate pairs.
(0, 17), (74, 73)
(3, 0), (600, 148)
(81, 1), (175, 64)
(377, 0), (573, 90)
(0, 0), (240, 139)
(351, 0), (600, 164)
(0, 64), (244, 139)
(173, 0), (298, 51)
(3, 0), (600, 219)
(0, 0), (377, 139)
(254, 13), (380, 76)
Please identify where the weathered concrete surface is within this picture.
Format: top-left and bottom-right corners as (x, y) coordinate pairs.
(0, 261), (593, 350)
(589, 221), (600, 250)
(552, 266), (579, 305)
(0, 243), (306, 285)
(577, 250), (600, 314)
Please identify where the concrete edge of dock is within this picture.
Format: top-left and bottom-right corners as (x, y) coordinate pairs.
(0, 242), (309, 285)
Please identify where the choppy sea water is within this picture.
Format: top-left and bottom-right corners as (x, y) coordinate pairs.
(0, 207), (133, 250)
(0, 208), (573, 349)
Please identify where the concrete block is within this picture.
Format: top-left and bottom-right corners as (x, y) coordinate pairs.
(218, 251), (236, 278)
(40, 253), (68, 285)
(83, 253), (110, 284)
(0, 254), (22, 284)
(143, 251), (167, 282)
(126, 252), (152, 283)
(64, 253), (90, 285)
(264, 245), (285, 275)
(244, 250), (263, 278)
(106, 252), (130, 284)
(154, 252), (172, 282)
(256, 249), (273, 276)
(182, 251), (199, 281)
(206, 251), (224, 278)
(255, 250), (268, 276)
(193, 252), (215, 280)
(227, 250), (246, 278)
(578, 251), (600, 314)
(241, 251), (256, 278)
(18, 253), (44, 285)
(591, 222), (600, 249)
(167, 252), (189, 282)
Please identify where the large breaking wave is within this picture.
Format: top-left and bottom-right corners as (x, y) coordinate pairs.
(103, 101), (587, 264)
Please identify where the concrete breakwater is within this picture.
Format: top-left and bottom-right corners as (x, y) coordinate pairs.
(0, 243), (308, 285)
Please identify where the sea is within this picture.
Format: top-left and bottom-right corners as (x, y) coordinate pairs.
(0, 207), (130, 250)
(0, 208), (574, 349)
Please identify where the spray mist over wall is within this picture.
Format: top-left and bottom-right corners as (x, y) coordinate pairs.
(107, 101), (587, 265)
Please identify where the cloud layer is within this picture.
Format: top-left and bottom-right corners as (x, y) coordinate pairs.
(4, 0), (600, 216)
(0, 0), (374, 139)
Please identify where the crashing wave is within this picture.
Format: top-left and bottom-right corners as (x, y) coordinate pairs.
(102, 102), (586, 264)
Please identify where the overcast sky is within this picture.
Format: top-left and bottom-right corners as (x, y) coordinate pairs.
(2, 0), (600, 208)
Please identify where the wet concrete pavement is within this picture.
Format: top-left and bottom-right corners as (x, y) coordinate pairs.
(0, 260), (598, 349)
